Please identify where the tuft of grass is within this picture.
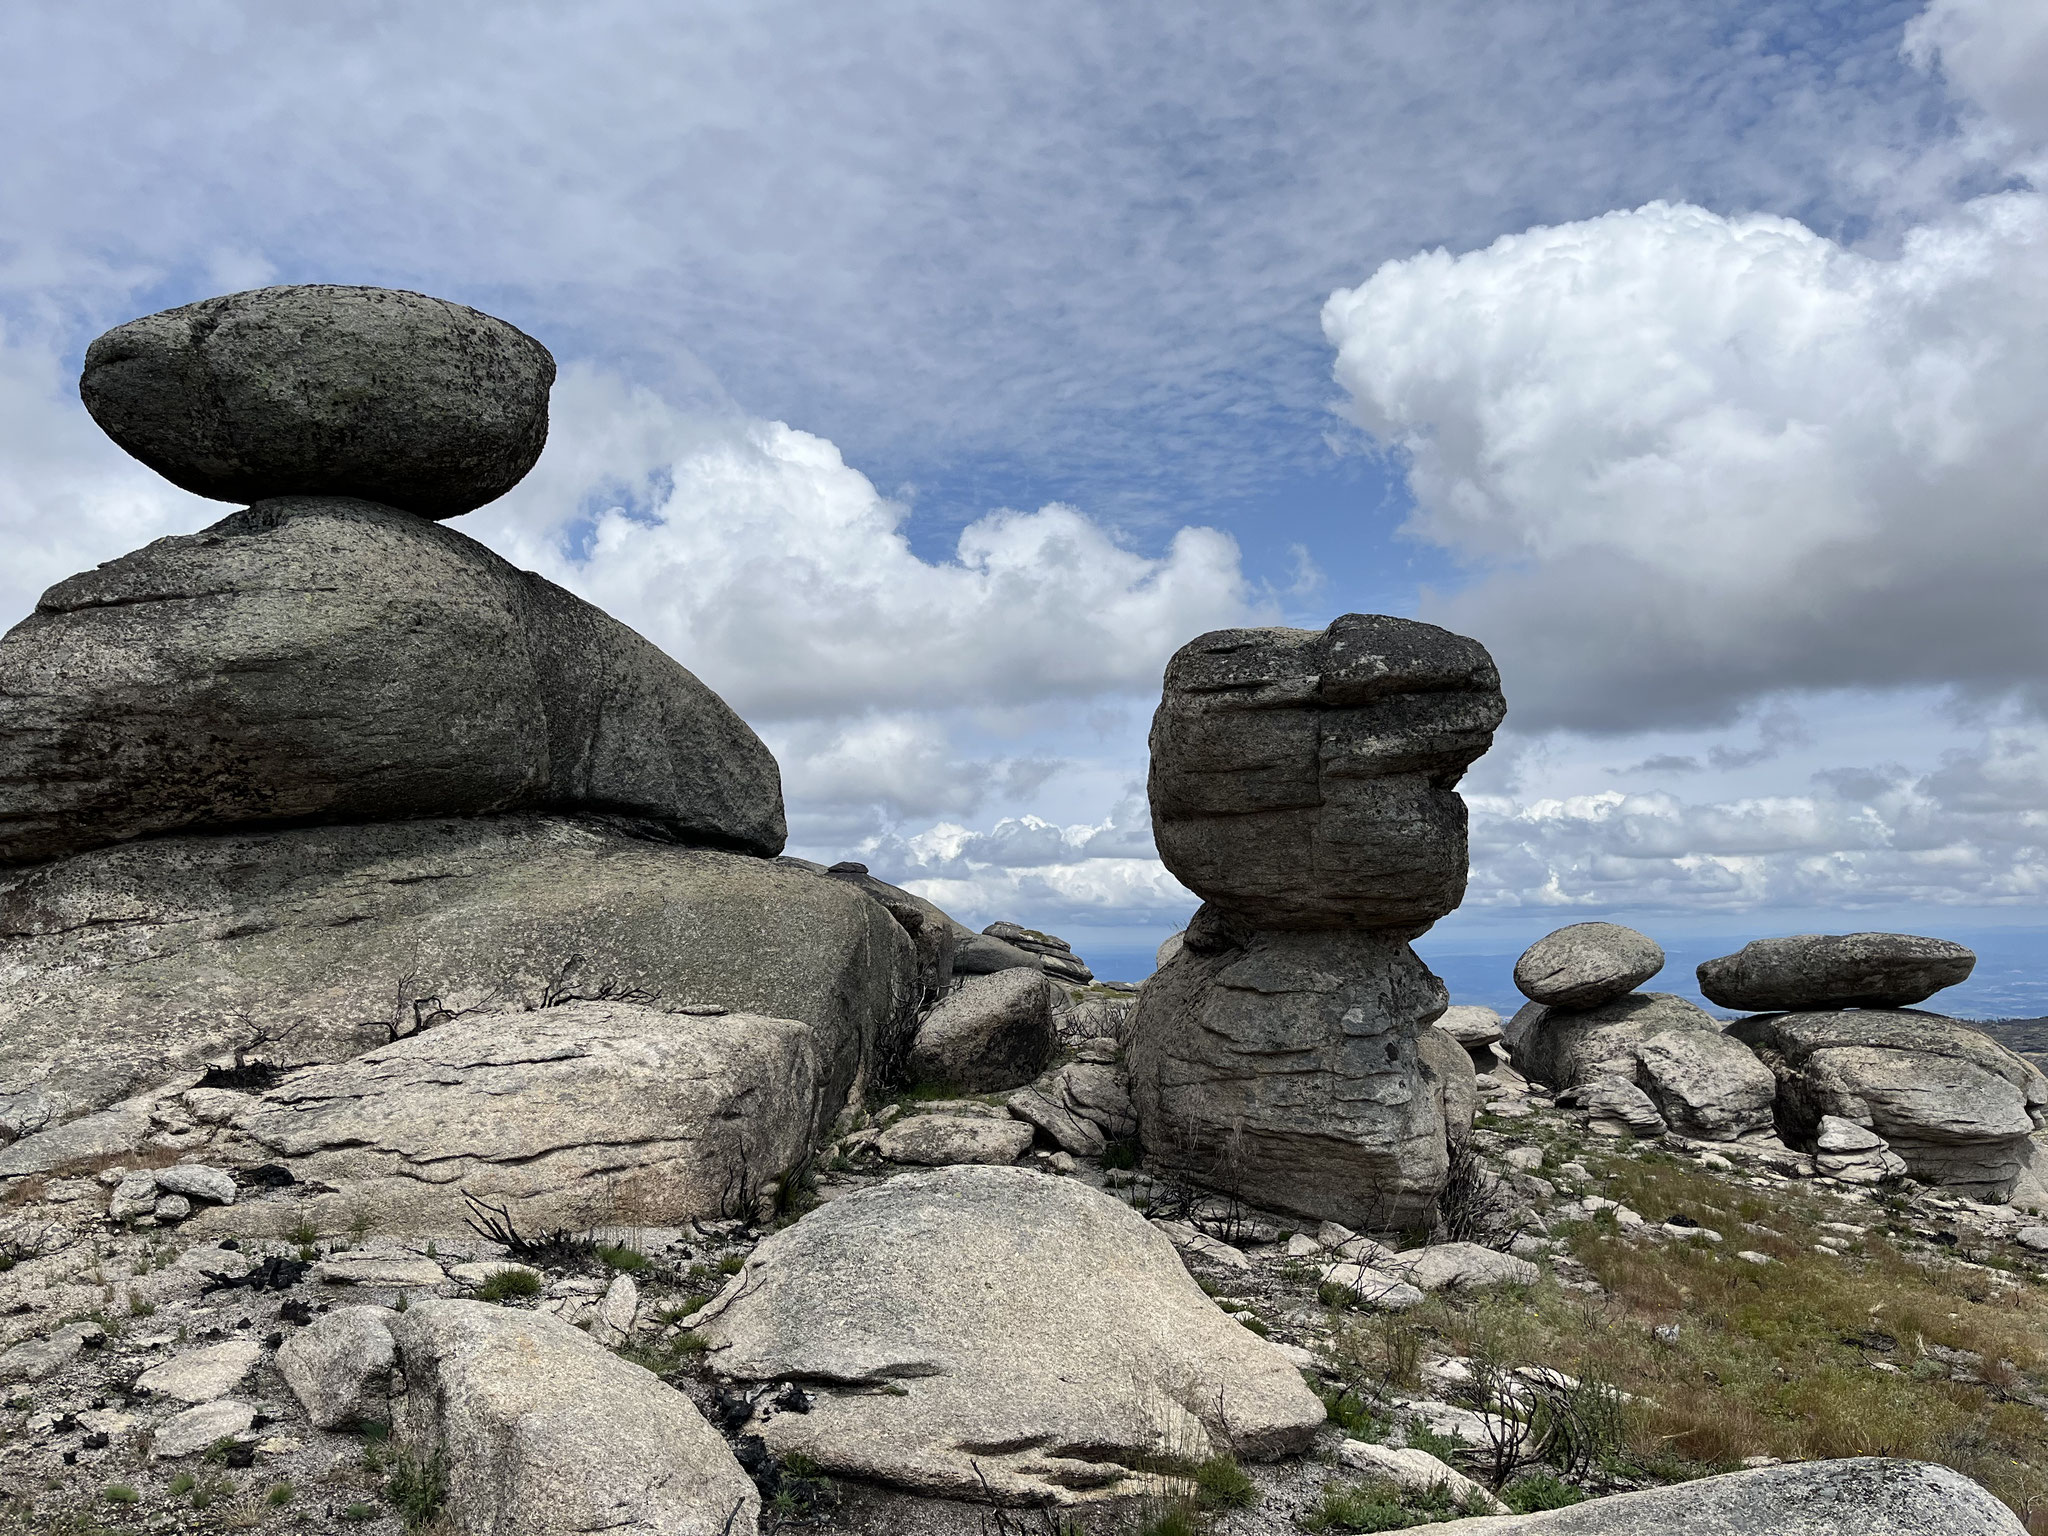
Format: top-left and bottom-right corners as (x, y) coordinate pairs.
(386, 1446), (449, 1529)
(127, 1294), (154, 1318)
(101, 1485), (138, 1505)
(265, 1481), (296, 1507)
(285, 1215), (318, 1246)
(1503, 1472), (1586, 1513)
(168, 1472), (197, 1498)
(1192, 1454), (1257, 1511)
(478, 1267), (542, 1302)
(718, 1254), (745, 1276)
(596, 1243), (650, 1274)
(341, 1503), (379, 1522)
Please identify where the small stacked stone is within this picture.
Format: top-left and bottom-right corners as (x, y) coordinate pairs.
(1503, 923), (1776, 1143)
(0, 285), (786, 869)
(981, 922), (1094, 985)
(1129, 614), (1505, 1227)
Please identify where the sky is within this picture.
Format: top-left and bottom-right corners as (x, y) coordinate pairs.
(3, 0), (2045, 1010)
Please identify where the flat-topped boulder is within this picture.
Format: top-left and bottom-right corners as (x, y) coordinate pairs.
(198, 1002), (825, 1235)
(1129, 918), (1457, 1226)
(0, 817), (914, 1138)
(0, 497), (784, 867)
(688, 1165), (1324, 1504)
(79, 285), (555, 519)
(1514, 923), (1663, 1009)
(1148, 615), (1503, 932)
(1728, 1009), (2048, 1198)
(1698, 933), (1975, 1012)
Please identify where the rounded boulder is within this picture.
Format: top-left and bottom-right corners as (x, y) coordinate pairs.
(1698, 933), (1975, 1012)
(80, 285), (554, 519)
(1514, 922), (1664, 1009)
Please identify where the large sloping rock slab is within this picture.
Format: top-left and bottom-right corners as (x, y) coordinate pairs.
(392, 1300), (758, 1536)
(0, 497), (783, 866)
(1698, 933), (1975, 1012)
(1728, 1010), (2048, 1198)
(1148, 615), (1503, 932)
(203, 1003), (822, 1234)
(80, 285), (554, 519)
(1426, 1457), (2020, 1534)
(1514, 923), (1663, 1009)
(690, 1166), (1324, 1504)
(0, 817), (913, 1136)
(1128, 918), (1455, 1227)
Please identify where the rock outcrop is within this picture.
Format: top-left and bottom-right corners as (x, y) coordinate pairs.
(982, 921), (1094, 984)
(0, 496), (785, 868)
(0, 818), (915, 1139)
(392, 1300), (758, 1536)
(1437, 1004), (1503, 1070)
(1132, 616), (1502, 1226)
(1507, 990), (1774, 1142)
(1513, 923), (1663, 1009)
(1698, 933), (1975, 1012)
(79, 285), (554, 519)
(1728, 1010), (2048, 1199)
(1425, 1457), (2022, 1535)
(688, 1165), (1324, 1504)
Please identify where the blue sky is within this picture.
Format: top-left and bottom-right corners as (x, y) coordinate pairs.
(3, 1), (2045, 1009)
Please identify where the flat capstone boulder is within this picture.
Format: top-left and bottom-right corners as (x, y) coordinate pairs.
(1698, 933), (1975, 1012)
(1424, 1457), (2021, 1534)
(1513, 923), (1664, 1009)
(688, 1165), (1324, 1503)
(79, 285), (555, 520)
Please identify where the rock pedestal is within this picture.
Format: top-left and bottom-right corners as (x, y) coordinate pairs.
(1130, 616), (1504, 1227)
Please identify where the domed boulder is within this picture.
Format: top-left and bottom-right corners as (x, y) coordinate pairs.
(79, 285), (554, 520)
(1513, 922), (1663, 1009)
(1698, 933), (1975, 1012)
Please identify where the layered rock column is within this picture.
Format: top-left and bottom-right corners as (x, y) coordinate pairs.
(1127, 615), (1504, 1227)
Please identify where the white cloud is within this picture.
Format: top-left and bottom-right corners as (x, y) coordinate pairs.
(1906, 0), (2048, 173)
(1322, 189), (2048, 732)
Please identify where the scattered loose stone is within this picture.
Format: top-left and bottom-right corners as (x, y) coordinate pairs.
(1389, 1242), (1540, 1293)
(0, 1323), (101, 1385)
(154, 1398), (257, 1458)
(154, 1164), (237, 1205)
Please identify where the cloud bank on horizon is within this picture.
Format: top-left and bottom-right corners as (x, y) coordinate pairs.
(1, 0), (2044, 973)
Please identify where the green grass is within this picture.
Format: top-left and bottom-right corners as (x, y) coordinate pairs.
(386, 1446), (449, 1529)
(265, 1481), (296, 1507)
(100, 1486), (137, 1506)
(717, 1254), (744, 1276)
(1302, 1476), (1495, 1532)
(596, 1243), (650, 1274)
(341, 1503), (379, 1522)
(166, 1473), (195, 1498)
(1192, 1454), (1256, 1511)
(477, 1267), (542, 1302)
(1503, 1473), (1586, 1513)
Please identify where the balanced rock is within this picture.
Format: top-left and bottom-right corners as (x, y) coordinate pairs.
(0, 818), (914, 1140)
(392, 1300), (758, 1536)
(1437, 1004), (1503, 1070)
(1727, 1010), (2048, 1198)
(1423, 1457), (2021, 1535)
(687, 1166), (1324, 1504)
(1698, 933), (1975, 1012)
(1128, 921), (1457, 1227)
(904, 969), (1053, 1093)
(80, 285), (554, 519)
(0, 497), (785, 868)
(1514, 923), (1663, 1009)
(196, 1002), (824, 1236)
(1148, 615), (1504, 932)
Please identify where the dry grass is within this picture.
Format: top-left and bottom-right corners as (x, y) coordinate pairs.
(1408, 1147), (2048, 1530)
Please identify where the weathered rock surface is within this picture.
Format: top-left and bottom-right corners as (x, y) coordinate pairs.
(1148, 615), (1504, 932)
(1633, 1028), (1778, 1141)
(1425, 1457), (2022, 1534)
(1565, 1074), (1670, 1138)
(1389, 1241), (1539, 1292)
(0, 497), (784, 867)
(950, 930), (1046, 977)
(0, 1323), (99, 1384)
(1129, 923), (1456, 1226)
(815, 864), (958, 1014)
(79, 285), (555, 519)
(1698, 933), (1976, 1012)
(1728, 1010), (2048, 1197)
(154, 1398), (258, 1458)
(136, 1340), (262, 1404)
(905, 969), (1053, 1092)
(391, 1299), (758, 1536)
(874, 1113), (1034, 1167)
(1507, 993), (1723, 1090)
(1514, 923), (1663, 1009)
(204, 1003), (825, 1235)
(0, 817), (914, 1137)
(1338, 1440), (1508, 1515)
(1419, 1025), (1478, 1146)
(278, 1305), (397, 1429)
(689, 1165), (1324, 1503)
(1437, 1004), (1502, 1052)
(983, 921), (1094, 983)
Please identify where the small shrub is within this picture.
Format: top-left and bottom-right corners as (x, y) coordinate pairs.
(1301, 1477), (1417, 1533)
(1193, 1453), (1257, 1510)
(1503, 1472), (1586, 1513)
(1101, 1138), (1142, 1171)
(478, 1267), (542, 1302)
(341, 1503), (379, 1521)
(127, 1294), (154, 1318)
(102, 1484), (139, 1505)
(718, 1255), (744, 1276)
(168, 1472), (197, 1497)
(285, 1216), (318, 1246)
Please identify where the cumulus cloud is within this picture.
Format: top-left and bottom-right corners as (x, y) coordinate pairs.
(1906, 0), (2048, 172)
(1323, 190), (2048, 732)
